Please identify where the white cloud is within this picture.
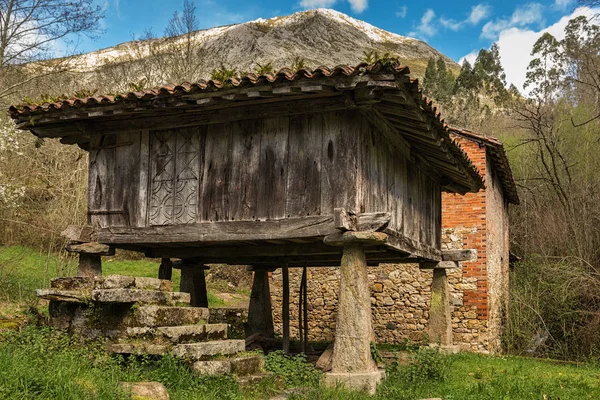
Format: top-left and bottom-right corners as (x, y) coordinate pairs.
(440, 17), (463, 31)
(348, 0), (367, 13)
(439, 4), (491, 32)
(468, 4), (491, 25)
(298, 0), (368, 13)
(481, 3), (544, 40)
(396, 5), (407, 18)
(463, 6), (600, 92)
(413, 9), (437, 37)
(299, 0), (337, 8)
(458, 50), (479, 66)
(554, 0), (574, 11)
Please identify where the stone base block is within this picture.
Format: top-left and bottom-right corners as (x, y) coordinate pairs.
(91, 289), (190, 305)
(107, 343), (171, 356)
(124, 324), (227, 344)
(129, 306), (209, 327)
(37, 289), (90, 303)
(172, 339), (246, 360)
(192, 355), (264, 377)
(323, 370), (385, 395)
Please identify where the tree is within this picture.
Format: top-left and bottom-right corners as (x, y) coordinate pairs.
(162, 0), (204, 83)
(0, 0), (104, 102)
(422, 57), (438, 98)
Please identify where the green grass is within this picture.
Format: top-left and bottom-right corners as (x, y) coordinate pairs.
(1, 326), (599, 400)
(0, 245), (226, 307)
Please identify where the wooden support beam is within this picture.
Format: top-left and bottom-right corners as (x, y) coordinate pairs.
(158, 258), (173, 280)
(282, 263), (290, 354)
(97, 216), (338, 245)
(441, 249), (477, 262)
(178, 260), (209, 307)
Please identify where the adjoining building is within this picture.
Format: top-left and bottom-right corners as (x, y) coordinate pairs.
(270, 126), (519, 353)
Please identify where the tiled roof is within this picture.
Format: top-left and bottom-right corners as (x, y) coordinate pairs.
(449, 127), (519, 205)
(9, 63), (409, 116)
(9, 62), (484, 193)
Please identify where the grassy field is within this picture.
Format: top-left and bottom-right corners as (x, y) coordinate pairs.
(0, 245), (599, 399)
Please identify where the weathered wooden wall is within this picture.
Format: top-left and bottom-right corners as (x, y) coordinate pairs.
(87, 109), (441, 251)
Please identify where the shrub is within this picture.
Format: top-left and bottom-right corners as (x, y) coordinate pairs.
(264, 350), (321, 388)
(390, 346), (452, 383)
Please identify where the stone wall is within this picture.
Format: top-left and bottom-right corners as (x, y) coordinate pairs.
(269, 135), (511, 353)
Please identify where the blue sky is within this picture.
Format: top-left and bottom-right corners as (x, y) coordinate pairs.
(75, 0), (594, 90)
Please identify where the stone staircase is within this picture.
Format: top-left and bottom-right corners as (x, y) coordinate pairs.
(37, 275), (264, 379)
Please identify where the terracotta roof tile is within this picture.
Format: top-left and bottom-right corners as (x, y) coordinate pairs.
(449, 126), (519, 205)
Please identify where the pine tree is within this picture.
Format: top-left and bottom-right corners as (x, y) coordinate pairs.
(422, 58), (438, 97)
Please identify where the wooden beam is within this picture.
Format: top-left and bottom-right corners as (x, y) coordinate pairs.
(441, 249), (477, 262)
(282, 263), (290, 354)
(97, 216), (338, 245)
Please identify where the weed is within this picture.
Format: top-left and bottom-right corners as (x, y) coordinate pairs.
(264, 350), (321, 388)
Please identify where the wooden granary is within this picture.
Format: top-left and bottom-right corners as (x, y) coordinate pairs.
(10, 63), (484, 392)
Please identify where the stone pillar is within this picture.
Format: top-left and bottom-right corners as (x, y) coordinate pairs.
(78, 254), (102, 277)
(323, 231), (386, 395)
(179, 261), (209, 308)
(429, 268), (453, 347)
(247, 269), (274, 338)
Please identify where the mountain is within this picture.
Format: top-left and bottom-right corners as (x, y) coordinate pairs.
(71, 8), (458, 82)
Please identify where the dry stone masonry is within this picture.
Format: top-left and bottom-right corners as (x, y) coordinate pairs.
(38, 275), (264, 379)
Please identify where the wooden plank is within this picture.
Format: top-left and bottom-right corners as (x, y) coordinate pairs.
(97, 215), (338, 244)
(201, 124), (232, 222)
(148, 129), (176, 226)
(321, 110), (359, 214)
(112, 132), (140, 227)
(257, 116), (289, 219)
(173, 127), (201, 224)
(229, 119), (261, 221)
(138, 130), (150, 227)
(88, 134), (116, 228)
(285, 113), (322, 218)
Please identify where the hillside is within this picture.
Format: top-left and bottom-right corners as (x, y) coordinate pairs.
(71, 8), (458, 82)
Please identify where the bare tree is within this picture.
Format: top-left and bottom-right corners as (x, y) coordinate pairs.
(0, 0), (104, 102)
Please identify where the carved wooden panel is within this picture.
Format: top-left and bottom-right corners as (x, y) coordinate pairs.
(149, 128), (199, 225)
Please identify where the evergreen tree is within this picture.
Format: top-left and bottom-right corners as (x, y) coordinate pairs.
(422, 57), (438, 97)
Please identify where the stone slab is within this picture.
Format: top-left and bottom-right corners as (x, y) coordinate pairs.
(230, 355), (264, 376)
(323, 370), (385, 395)
(107, 343), (171, 356)
(127, 306), (209, 327)
(50, 277), (95, 291)
(36, 289), (90, 303)
(172, 340), (246, 361)
(91, 289), (190, 305)
(66, 242), (114, 256)
(192, 360), (231, 376)
(99, 275), (173, 292)
(124, 324), (227, 344)
(119, 381), (169, 400)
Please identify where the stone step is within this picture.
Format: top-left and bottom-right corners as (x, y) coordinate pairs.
(192, 355), (264, 376)
(91, 289), (190, 306)
(124, 324), (228, 344)
(51, 275), (172, 292)
(172, 340), (246, 361)
(126, 306), (209, 327)
(107, 343), (171, 356)
(37, 288), (90, 303)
